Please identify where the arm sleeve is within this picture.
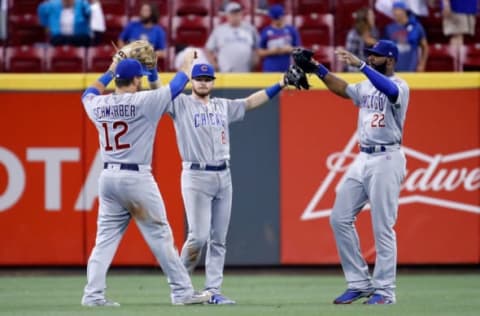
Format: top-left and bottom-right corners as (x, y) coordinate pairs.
(152, 27), (165, 50)
(259, 29), (267, 49)
(137, 86), (172, 122)
(81, 87), (100, 101)
(291, 26), (301, 46)
(393, 78), (410, 109)
(345, 83), (362, 106)
(227, 98), (247, 123)
(37, 2), (49, 27)
(205, 29), (217, 51)
(360, 65), (399, 103)
(169, 72), (189, 101)
(119, 23), (130, 41)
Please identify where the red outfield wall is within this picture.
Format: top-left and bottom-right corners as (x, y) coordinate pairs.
(0, 92), (184, 265)
(281, 89), (480, 264)
(0, 87), (479, 265)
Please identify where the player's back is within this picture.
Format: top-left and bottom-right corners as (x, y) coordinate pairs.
(82, 87), (172, 166)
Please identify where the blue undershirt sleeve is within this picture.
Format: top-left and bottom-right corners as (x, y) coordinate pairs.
(169, 72), (189, 101)
(360, 63), (399, 103)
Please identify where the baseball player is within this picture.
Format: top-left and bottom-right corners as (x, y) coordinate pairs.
(309, 40), (409, 304)
(166, 63), (286, 304)
(80, 53), (210, 306)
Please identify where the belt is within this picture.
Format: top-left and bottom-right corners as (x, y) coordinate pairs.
(190, 162), (228, 171)
(104, 162), (139, 171)
(360, 144), (398, 154)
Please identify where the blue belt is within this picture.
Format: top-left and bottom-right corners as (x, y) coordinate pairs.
(190, 162), (227, 171)
(104, 162), (139, 171)
(360, 146), (387, 154)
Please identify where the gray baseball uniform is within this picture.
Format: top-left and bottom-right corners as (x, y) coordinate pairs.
(166, 93), (247, 294)
(329, 76), (409, 302)
(81, 86), (197, 305)
(206, 22), (258, 72)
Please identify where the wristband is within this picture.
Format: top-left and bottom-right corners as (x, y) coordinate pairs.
(265, 83), (282, 99)
(316, 64), (329, 79)
(148, 69), (159, 83)
(358, 61), (367, 70)
(98, 71), (114, 86)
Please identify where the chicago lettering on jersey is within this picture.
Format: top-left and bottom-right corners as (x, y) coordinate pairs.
(359, 94), (387, 111)
(193, 112), (226, 128)
(93, 104), (136, 120)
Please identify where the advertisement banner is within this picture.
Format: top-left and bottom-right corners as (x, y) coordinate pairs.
(0, 92), (184, 265)
(280, 89), (480, 264)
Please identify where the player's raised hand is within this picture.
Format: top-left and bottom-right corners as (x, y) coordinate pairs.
(335, 48), (362, 68)
(180, 49), (197, 78)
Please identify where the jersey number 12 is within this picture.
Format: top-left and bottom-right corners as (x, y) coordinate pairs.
(101, 121), (131, 151)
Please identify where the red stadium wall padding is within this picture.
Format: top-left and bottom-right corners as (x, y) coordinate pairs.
(0, 87), (479, 265)
(0, 92), (184, 265)
(280, 89), (480, 264)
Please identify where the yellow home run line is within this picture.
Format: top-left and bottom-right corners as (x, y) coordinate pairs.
(0, 72), (479, 91)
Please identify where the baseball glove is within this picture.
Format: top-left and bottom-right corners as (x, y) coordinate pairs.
(113, 40), (157, 69)
(284, 64), (310, 90)
(291, 47), (318, 73)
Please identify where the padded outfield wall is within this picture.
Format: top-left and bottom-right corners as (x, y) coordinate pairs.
(0, 73), (478, 266)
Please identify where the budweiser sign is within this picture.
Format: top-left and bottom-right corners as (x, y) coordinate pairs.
(302, 134), (480, 221)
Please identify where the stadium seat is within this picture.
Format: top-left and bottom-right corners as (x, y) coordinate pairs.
(102, 14), (128, 46)
(171, 0), (212, 16)
(8, 0), (42, 15)
(308, 44), (335, 71)
(462, 44), (480, 71)
(333, 0), (370, 46)
(171, 15), (211, 47)
(419, 11), (447, 44)
(295, 13), (334, 46)
(46, 46), (86, 72)
(86, 44), (116, 72)
(425, 44), (455, 71)
(129, 0), (169, 16)
(8, 14), (46, 45)
(99, 0), (128, 15)
(5, 45), (45, 73)
(294, 0), (331, 15)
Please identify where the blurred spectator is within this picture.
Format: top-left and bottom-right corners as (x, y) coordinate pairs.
(376, 0), (430, 18)
(0, 0), (6, 41)
(205, 2), (259, 72)
(257, 4), (301, 72)
(38, 0), (92, 46)
(118, 2), (166, 60)
(442, 0), (478, 68)
(89, 0), (105, 45)
(345, 7), (379, 72)
(174, 44), (208, 71)
(384, 1), (429, 71)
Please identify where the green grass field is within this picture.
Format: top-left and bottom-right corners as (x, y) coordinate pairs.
(1, 271), (479, 316)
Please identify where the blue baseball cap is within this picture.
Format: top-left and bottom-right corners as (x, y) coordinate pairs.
(269, 4), (285, 20)
(365, 40), (399, 60)
(115, 58), (150, 80)
(191, 63), (216, 79)
(392, 1), (408, 11)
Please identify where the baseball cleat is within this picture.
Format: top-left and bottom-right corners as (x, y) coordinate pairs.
(208, 293), (236, 305)
(363, 294), (394, 305)
(172, 291), (211, 305)
(81, 298), (120, 307)
(333, 289), (373, 304)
